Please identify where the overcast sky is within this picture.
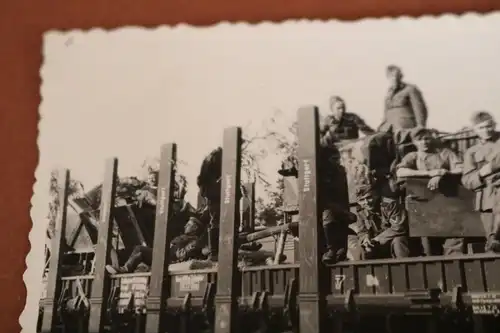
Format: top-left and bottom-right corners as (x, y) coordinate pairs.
(23, 12), (500, 331)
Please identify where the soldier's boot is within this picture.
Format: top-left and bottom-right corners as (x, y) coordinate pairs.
(105, 264), (131, 274)
(486, 217), (500, 253)
(240, 242), (263, 252)
(207, 227), (220, 261)
(105, 246), (145, 274)
(321, 223), (347, 265)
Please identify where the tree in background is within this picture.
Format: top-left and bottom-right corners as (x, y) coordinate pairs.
(255, 177), (285, 226)
(241, 110), (297, 226)
(47, 169), (85, 238)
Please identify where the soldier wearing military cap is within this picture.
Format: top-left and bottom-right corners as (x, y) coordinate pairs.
(462, 111), (500, 253)
(353, 178), (410, 259)
(396, 126), (465, 255)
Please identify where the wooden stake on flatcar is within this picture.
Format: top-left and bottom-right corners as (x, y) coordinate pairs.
(88, 158), (118, 333)
(145, 143), (177, 333)
(241, 182), (256, 232)
(296, 106), (326, 333)
(196, 191), (205, 210)
(214, 127), (242, 333)
(40, 169), (70, 333)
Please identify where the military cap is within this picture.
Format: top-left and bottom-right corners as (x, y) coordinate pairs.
(470, 111), (495, 125)
(410, 126), (432, 141)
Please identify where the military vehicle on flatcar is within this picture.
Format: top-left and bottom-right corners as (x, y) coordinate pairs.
(38, 107), (500, 333)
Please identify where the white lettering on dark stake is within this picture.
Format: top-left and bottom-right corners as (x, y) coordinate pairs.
(303, 159), (311, 193)
(224, 174), (232, 204)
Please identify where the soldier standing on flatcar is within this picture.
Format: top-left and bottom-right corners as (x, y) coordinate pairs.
(461, 111), (500, 253)
(378, 65), (428, 140)
(320, 96), (375, 143)
(396, 127), (465, 255)
(318, 135), (359, 264)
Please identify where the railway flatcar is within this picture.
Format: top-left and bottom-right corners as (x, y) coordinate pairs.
(38, 106), (500, 333)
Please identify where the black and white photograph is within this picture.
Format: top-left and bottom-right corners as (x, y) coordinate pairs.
(24, 13), (500, 333)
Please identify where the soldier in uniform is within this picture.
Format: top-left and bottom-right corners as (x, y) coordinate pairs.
(320, 96), (375, 144)
(105, 216), (207, 274)
(396, 127), (465, 255)
(319, 99), (377, 263)
(318, 137), (358, 264)
(352, 183), (410, 259)
(461, 111), (500, 253)
(378, 65), (428, 142)
(135, 170), (159, 206)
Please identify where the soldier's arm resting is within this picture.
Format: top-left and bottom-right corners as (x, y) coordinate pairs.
(353, 114), (376, 135)
(461, 148), (486, 191)
(396, 167), (430, 178)
(395, 152), (430, 177)
(408, 86), (428, 128)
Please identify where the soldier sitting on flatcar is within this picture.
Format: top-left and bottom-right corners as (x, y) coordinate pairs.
(396, 127), (465, 256)
(321, 96), (375, 143)
(353, 183), (410, 259)
(461, 111), (500, 253)
(105, 216), (207, 274)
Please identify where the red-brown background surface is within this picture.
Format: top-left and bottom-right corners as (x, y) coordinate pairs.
(1, 1), (499, 331)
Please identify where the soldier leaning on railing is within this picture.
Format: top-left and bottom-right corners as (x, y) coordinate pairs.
(396, 127), (466, 256)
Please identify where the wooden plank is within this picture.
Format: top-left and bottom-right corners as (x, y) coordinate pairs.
(296, 106), (325, 333)
(41, 169), (70, 333)
(196, 191), (205, 210)
(283, 176), (299, 212)
(241, 182), (255, 232)
(214, 127), (242, 333)
(145, 143), (177, 333)
(88, 158), (118, 333)
(405, 174), (484, 237)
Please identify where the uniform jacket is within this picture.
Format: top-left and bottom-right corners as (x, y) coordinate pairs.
(461, 132), (500, 212)
(397, 148), (463, 172)
(354, 197), (407, 246)
(381, 82), (428, 131)
(320, 112), (375, 145)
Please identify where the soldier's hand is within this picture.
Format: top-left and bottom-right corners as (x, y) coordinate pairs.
(429, 169), (448, 177)
(479, 163), (493, 178)
(176, 248), (187, 261)
(361, 235), (376, 248)
(360, 235), (371, 247)
(427, 176), (441, 191)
